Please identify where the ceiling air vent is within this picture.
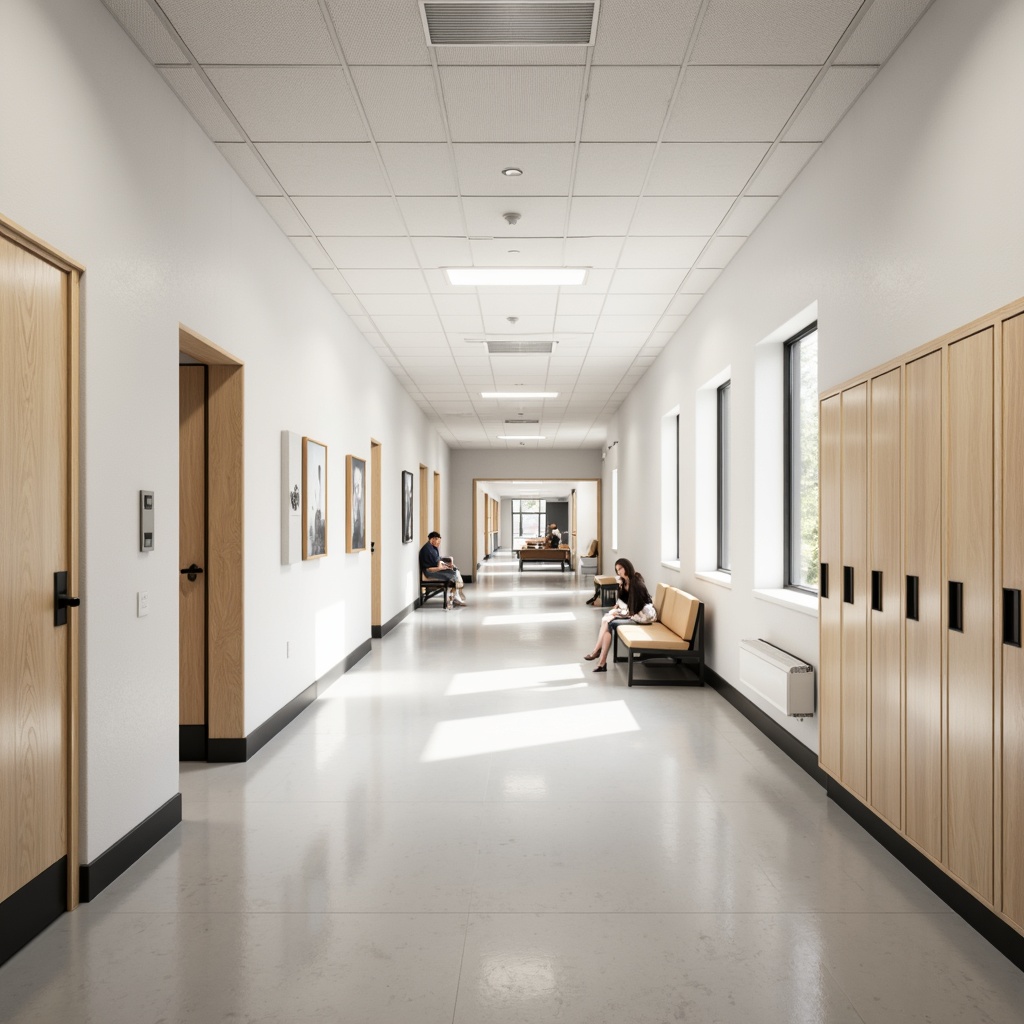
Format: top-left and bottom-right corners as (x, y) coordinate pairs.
(505, 419), (540, 425)
(421, 2), (598, 46)
(486, 340), (555, 354)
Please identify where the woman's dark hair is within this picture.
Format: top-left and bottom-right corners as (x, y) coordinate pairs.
(614, 558), (652, 615)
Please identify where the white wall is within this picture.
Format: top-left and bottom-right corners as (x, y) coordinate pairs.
(1, 0), (448, 861)
(606, 0), (1024, 750)
(573, 482), (599, 567)
(499, 497), (513, 548)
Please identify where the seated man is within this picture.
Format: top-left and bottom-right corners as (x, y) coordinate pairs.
(546, 522), (561, 548)
(419, 531), (466, 607)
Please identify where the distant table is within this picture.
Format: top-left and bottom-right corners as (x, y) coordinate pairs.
(517, 547), (571, 571)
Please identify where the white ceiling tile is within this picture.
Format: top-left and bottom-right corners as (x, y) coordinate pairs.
(422, 269), (479, 292)
(324, 0), (431, 64)
(567, 197), (637, 236)
(665, 66), (817, 143)
(440, 67), (585, 142)
(563, 237), (624, 267)
(288, 236), (332, 269)
(385, 333), (447, 348)
(631, 196), (733, 235)
(378, 144), (458, 196)
(555, 294), (605, 316)
(655, 314), (687, 332)
(411, 236), (473, 267)
(293, 196), (405, 234)
(574, 144), (656, 195)
(592, 0), (701, 64)
(160, 67), (242, 142)
(554, 315), (599, 332)
(257, 143), (387, 195)
(697, 236), (746, 269)
(453, 143), (575, 196)
(105, 0), (188, 63)
(560, 268), (614, 294)
(349, 315), (374, 331)
(748, 143), (820, 195)
(582, 67), (680, 142)
(335, 294), (365, 315)
(665, 293), (701, 316)
(691, 0), (864, 64)
(359, 294), (438, 316)
(159, 0), (337, 63)
(432, 294), (480, 315)
(315, 269), (350, 293)
(434, 44), (587, 66)
(601, 294), (672, 316)
(320, 236), (418, 268)
(462, 197), (567, 237)
(681, 268), (722, 292)
(648, 332), (678, 347)
(216, 143), (281, 195)
(482, 315), (555, 333)
(258, 196), (309, 235)
(342, 269), (429, 293)
(372, 315), (444, 333)
(718, 196), (778, 236)
(206, 67), (366, 142)
(479, 291), (558, 316)
(470, 238), (564, 265)
(618, 236), (708, 269)
(441, 315), (485, 333)
(397, 196), (465, 235)
(350, 66), (447, 142)
(836, 0), (934, 65)
(591, 331), (651, 347)
(597, 314), (661, 332)
(647, 143), (770, 195)
(785, 66), (878, 142)
(608, 269), (686, 293)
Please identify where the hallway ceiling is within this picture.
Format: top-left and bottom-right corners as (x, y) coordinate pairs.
(105, 0), (933, 448)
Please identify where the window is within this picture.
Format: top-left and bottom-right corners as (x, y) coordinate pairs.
(512, 498), (546, 539)
(784, 324), (819, 591)
(661, 410), (680, 562)
(717, 383), (730, 572)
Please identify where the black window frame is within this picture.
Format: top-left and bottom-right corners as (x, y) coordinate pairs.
(512, 497), (546, 539)
(783, 322), (819, 593)
(717, 382), (730, 573)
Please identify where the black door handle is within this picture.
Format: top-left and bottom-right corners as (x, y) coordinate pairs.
(180, 563), (204, 582)
(54, 570), (80, 627)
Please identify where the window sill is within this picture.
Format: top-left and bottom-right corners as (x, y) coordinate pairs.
(660, 559), (681, 572)
(695, 570), (732, 589)
(753, 587), (818, 617)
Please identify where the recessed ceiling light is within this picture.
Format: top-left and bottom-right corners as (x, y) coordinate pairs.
(507, 249), (521, 254)
(499, 435), (545, 440)
(502, 167), (523, 177)
(481, 391), (558, 399)
(445, 267), (587, 286)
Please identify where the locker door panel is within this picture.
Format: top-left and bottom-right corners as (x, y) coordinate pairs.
(819, 394), (842, 775)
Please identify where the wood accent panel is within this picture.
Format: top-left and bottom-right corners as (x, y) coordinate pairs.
(869, 368), (902, 827)
(370, 440), (381, 628)
(434, 471), (441, 534)
(178, 366), (206, 726)
(946, 329), (995, 902)
(419, 465), (428, 545)
(841, 383), (869, 798)
(206, 365), (244, 740)
(819, 394), (842, 776)
(904, 350), (944, 859)
(65, 269), (80, 910)
(0, 233), (69, 904)
(1001, 312), (1024, 928)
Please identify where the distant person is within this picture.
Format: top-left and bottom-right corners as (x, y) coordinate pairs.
(583, 558), (655, 671)
(546, 522), (561, 548)
(419, 531), (466, 607)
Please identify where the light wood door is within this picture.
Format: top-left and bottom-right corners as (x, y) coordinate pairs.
(869, 367), (902, 827)
(904, 350), (944, 860)
(419, 465), (428, 544)
(179, 366), (206, 729)
(370, 440), (381, 629)
(434, 471), (441, 534)
(946, 328), (995, 902)
(0, 232), (73, 906)
(1001, 312), (1024, 929)
(819, 393), (842, 776)
(841, 383), (869, 799)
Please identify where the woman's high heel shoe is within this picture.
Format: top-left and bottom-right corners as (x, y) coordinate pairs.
(593, 664), (607, 672)
(585, 596), (597, 605)
(584, 652), (599, 661)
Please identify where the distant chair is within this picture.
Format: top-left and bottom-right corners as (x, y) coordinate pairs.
(579, 539), (598, 577)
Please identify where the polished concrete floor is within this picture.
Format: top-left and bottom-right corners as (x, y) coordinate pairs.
(2, 551), (1023, 1022)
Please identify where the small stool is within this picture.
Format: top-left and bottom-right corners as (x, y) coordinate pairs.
(594, 574), (619, 607)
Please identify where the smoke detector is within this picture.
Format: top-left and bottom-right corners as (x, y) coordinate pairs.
(503, 211), (521, 226)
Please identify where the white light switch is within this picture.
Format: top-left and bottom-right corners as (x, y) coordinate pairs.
(137, 591), (149, 617)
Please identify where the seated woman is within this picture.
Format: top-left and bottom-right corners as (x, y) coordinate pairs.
(583, 558), (656, 671)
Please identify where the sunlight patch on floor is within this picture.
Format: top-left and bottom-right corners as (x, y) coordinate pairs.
(482, 611), (577, 626)
(446, 663), (584, 696)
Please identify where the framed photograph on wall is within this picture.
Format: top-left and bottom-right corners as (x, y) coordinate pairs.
(401, 470), (414, 543)
(347, 454), (366, 553)
(302, 437), (327, 559)
(281, 430), (302, 564)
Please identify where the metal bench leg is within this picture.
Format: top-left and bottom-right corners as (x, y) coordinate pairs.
(627, 649), (635, 686)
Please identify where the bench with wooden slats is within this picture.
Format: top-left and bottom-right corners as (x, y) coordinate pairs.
(613, 583), (704, 686)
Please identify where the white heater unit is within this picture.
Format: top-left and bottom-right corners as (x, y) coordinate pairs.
(738, 639), (814, 717)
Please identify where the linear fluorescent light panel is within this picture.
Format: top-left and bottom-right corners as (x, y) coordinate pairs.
(481, 391), (558, 398)
(499, 435), (546, 440)
(445, 267), (587, 286)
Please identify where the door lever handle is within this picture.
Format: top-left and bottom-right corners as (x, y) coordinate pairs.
(54, 570), (80, 627)
(180, 563), (204, 582)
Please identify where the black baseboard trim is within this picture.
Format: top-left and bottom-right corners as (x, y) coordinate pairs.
(463, 575), (473, 583)
(0, 857), (67, 966)
(376, 601), (417, 639)
(79, 793), (181, 903)
(179, 724), (207, 761)
(704, 666), (826, 786)
(825, 777), (1024, 972)
(315, 638), (372, 697)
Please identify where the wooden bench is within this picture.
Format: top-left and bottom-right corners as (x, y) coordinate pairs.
(613, 583), (705, 686)
(419, 576), (455, 609)
(517, 546), (571, 571)
(593, 574), (619, 606)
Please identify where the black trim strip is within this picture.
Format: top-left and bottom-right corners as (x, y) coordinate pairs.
(179, 724), (207, 761)
(377, 600), (417, 639)
(0, 857), (67, 967)
(79, 793), (181, 903)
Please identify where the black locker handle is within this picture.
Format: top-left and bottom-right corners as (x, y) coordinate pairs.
(906, 575), (919, 622)
(820, 563), (829, 599)
(843, 566), (854, 604)
(948, 581), (964, 632)
(871, 570), (883, 612)
(1003, 588), (1021, 648)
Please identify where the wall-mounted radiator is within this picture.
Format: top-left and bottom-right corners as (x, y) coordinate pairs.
(738, 639), (815, 717)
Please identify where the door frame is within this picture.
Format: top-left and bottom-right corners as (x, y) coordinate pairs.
(370, 439), (382, 632)
(1, 214), (82, 910)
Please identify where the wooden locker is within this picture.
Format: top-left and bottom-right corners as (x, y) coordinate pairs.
(1001, 312), (1024, 928)
(869, 368), (902, 827)
(819, 394), (842, 775)
(841, 383), (869, 799)
(946, 328), (995, 903)
(904, 350), (944, 860)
